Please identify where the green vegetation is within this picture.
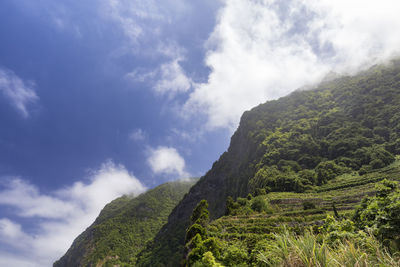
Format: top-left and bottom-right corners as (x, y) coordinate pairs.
(184, 200), (223, 266)
(59, 60), (400, 266)
(53, 179), (196, 267)
(247, 76), (399, 194)
(189, 178), (400, 266)
(137, 61), (400, 266)
(353, 179), (400, 249)
(257, 228), (399, 267)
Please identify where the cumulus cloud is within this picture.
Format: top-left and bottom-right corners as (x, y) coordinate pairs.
(183, 0), (400, 130)
(0, 161), (146, 266)
(0, 67), (39, 118)
(147, 146), (189, 178)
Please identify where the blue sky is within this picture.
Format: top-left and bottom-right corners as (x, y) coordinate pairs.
(1, 0), (400, 265)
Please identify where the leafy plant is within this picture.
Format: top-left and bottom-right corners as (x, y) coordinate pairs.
(353, 179), (400, 249)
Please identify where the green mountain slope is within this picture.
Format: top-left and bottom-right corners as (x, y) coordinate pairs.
(53, 179), (196, 267)
(137, 60), (400, 266)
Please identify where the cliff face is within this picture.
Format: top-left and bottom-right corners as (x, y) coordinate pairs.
(135, 119), (264, 266)
(53, 179), (196, 267)
(137, 60), (400, 266)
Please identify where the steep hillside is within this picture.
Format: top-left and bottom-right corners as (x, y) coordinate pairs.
(137, 60), (400, 266)
(54, 179), (196, 267)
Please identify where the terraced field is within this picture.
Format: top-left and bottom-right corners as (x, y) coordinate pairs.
(207, 156), (400, 247)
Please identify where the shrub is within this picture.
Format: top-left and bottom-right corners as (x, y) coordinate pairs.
(257, 188), (268, 196)
(303, 201), (316, 210)
(192, 252), (224, 267)
(237, 198), (247, 206)
(225, 196), (240, 216)
(222, 243), (249, 266)
(251, 196), (269, 213)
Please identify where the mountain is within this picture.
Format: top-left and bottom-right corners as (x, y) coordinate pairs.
(137, 60), (400, 266)
(57, 60), (400, 266)
(53, 179), (197, 267)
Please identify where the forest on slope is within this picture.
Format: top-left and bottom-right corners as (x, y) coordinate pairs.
(137, 60), (400, 266)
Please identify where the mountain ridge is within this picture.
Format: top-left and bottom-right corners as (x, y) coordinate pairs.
(54, 179), (197, 267)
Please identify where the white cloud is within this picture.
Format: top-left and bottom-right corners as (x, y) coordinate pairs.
(129, 128), (147, 142)
(0, 67), (39, 118)
(0, 161), (146, 266)
(153, 58), (192, 95)
(0, 252), (37, 267)
(126, 56), (192, 97)
(103, 0), (193, 98)
(125, 41), (192, 97)
(0, 219), (28, 241)
(147, 146), (189, 178)
(126, 68), (157, 83)
(101, 0), (187, 46)
(183, 0), (400, 130)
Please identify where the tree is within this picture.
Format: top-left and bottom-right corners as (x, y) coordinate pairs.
(185, 200), (212, 266)
(191, 200), (209, 226)
(315, 160), (348, 185)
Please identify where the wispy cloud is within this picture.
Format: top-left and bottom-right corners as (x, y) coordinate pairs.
(102, 0), (194, 99)
(0, 161), (146, 266)
(147, 146), (189, 179)
(129, 128), (147, 142)
(13, 0), (86, 38)
(153, 58), (192, 95)
(127, 56), (192, 97)
(101, 0), (187, 48)
(182, 0), (400, 130)
(0, 67), (39, 118)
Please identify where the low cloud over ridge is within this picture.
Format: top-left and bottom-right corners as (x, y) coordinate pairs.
(184, 0), (400, 130)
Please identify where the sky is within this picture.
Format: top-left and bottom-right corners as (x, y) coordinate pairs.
(1, 0), (400, 266)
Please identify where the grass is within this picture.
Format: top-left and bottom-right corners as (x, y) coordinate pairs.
(258, 230), (400, 267)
